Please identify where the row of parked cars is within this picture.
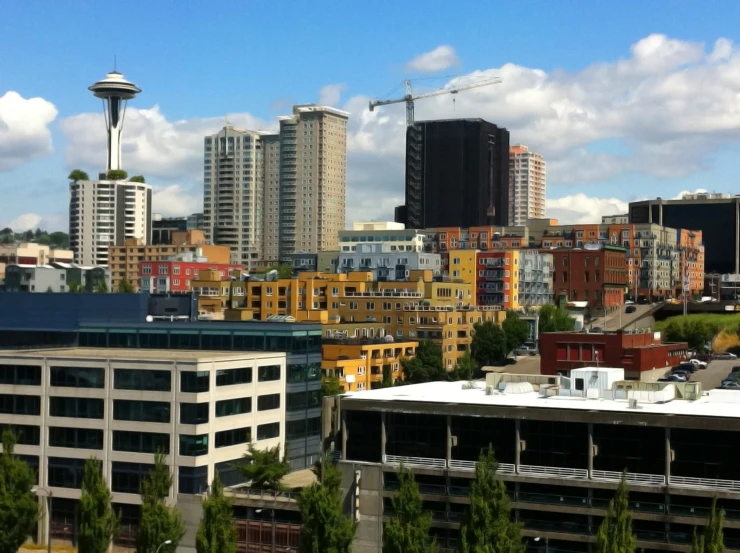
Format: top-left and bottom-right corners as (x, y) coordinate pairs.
(722, 366), (740, 389)
(658, 358), (708, 382)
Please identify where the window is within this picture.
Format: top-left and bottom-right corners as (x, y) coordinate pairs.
(257, 422), (280, 441)
(50, 366), (104, 389)
(113, 431), (170, 454)
(258, 365), (280, 382)
(112, 461), (153, 494)
(575, 378), (585, 391)
(216, 397), (251, 417)
(0, 394), (40, 415)
(113, 400), (170, 423)
(0, 365), (41, 386)
(114, 369), (171, 391)
(180, 403), (209, 424)
(48, 457), (89, 489)
(158, 265), (168, 274)
(178, 465), (208, 495)
(287, 390), (321, 411)
(215, 427), (250, 448)
(257, 394), (280, 411)
(49, 427), (103, 450)
(180, 434), (209, 456)
(142, 265), (152, 274)
(216, 367), (252, 386)
(181, 371), (209, 393)
(50, 397), (103, 419)
(6, 424), (40, 445)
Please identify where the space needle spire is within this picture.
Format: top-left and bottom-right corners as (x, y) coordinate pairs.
(88, 70), (141, 172)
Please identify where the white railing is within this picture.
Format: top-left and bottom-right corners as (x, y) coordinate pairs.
(447, 460), (476, 471)
(670, 476), (740, 492)
(518, 465), (588, 480)
(383, 455), (446, 469)
(592, 470), (665, 486)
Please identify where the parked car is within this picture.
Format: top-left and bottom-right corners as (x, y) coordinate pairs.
(688, 359), (708, 369)
(730, 366), (740, 373)
(590, 326), (604, 333)
(674, 362), (697, 373)
(659, 374), (687, 383)
(715, 352), (738, 360)
(625, 300), (635, 305)
(697, 354), (712, 363)
(515, 343), (538, 356)
(721, 381), (740, 390)
(625, 305), (637, 314)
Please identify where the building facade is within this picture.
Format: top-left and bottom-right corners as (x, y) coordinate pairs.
(278, 105), (348, 262)
(329, 370), (740, 553)
(401, 119), (510, 229)
(138, 258), (243, 293)
(0, 243), (73, 266)
(337, 243), (442, 280)
(151, 214), (188, 245)
(508, 144), (546, 226)
(602, 214), (629, 224)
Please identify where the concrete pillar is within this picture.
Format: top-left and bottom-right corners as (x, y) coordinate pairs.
(445, 415), (452, 465)
(341, 410), (347, 460)
(665, 427), (671, 485)
(515, 419), (521, 472)
(380, 412), (387, 459)
(587, 423), (594, 479)
(37, 496), (48, 544)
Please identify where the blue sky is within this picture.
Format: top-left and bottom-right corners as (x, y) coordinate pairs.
(2, 0), (740, 230)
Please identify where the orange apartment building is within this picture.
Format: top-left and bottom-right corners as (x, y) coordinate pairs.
(322, 340), (418, 391)
(108, 229), (231, 291)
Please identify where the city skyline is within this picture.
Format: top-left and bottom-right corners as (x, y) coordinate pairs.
(2, 1), (740, 232)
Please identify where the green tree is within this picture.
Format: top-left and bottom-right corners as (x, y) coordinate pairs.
(237, 443), (290, 491)
(118, 278), (135, 293)
(450, 349), (476, 381)
(136, 452), (185, 553)
(49, 231), (70, 248)
(96, 280), (109, 293)
(470, 321), (507, 367)
(459, 445), (524, 553)
(107, 169), (128, 180)
(322, 376), (344, 396)
(383, 466), (437, 553)
(68, 281), (81, 293)
(46, 286), (54, 293)
(538, 304), (576, 333)
(502, 311), (530, 355)
(595, 473), (636, 553)
(691, 499), (724, 553)
(401, 340), (446, 383)
(129, 175), (146, 183)
(68, 169), (90, 181)
(195, 473), (237, 553)
(78, 457), (119, 553)
(382, 364), (394, 387)
(0, 430), (40, 553)
(298, 457), (356, 553)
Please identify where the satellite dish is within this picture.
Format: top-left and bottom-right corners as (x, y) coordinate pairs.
(383, 335), (395, 342)
(146, 315), (154, 322)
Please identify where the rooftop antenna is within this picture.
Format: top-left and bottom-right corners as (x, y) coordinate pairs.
(113, 55), (117, 72)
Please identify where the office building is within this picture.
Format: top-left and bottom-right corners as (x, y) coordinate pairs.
(629, 193), (737, 274)
(1, 347), (284, 548)
(602, 214), (629, 225)
(69, 70), (152, 266)
(203, 125), (275, 269)
(278, 105), (349, 262)
(151, 213), (204, 245)
(508, 144), (546, 226)
(328, 369), (740, 553)
(108, 230), (230, 292)
(400, 119), (510, 229)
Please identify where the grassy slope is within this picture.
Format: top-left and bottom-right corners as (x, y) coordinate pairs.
(654, 313), (740, 332)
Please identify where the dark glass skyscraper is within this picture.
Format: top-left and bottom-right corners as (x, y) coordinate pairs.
(399, 118), (510, 229)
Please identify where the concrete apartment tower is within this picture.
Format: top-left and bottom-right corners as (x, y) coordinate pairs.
(69, 70), (152, 266)
(277, 105), (348, 262)
(202, 126), (278, 269)
(508, 144), (546, 226)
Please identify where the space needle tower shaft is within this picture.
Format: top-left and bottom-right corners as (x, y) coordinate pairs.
(88, 71), (141, 172)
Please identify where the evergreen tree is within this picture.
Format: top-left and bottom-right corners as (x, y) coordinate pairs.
(383, 466), (437, 553)
(96, 280), (109, 293)
(459, 445), (524, 553)
(401, 340), (446, 383)
(538, 305), (576, 333)
(136, 452), (185, 553)
(298, 457), (356, 553)
(382, 364), (394, 387)
(691, 499), (724, 553)
(195, 473), (237, 553)
(450, 349), (476, 381)
(78, 457), (120, 553)
(0, 430), (40, 553)
(595, 473), (636, 553)
(470, 322), (508, 367)
(501, 311), (530, 355)
(237, 443), (290, 491)
(118, 278), (135, 293)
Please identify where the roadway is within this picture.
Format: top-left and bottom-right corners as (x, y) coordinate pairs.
(587, 303), (658, 331)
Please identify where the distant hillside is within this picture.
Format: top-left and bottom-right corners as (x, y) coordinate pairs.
(0, 228), (69, 249)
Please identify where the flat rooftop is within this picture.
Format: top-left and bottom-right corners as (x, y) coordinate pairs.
(0, 348), (283, 363)
(344, 380), (740, 420)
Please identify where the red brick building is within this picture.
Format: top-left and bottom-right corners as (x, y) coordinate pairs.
(139, 260), (242, 293)
(539, 330), (688, 379)
(549, 244), (628, 311)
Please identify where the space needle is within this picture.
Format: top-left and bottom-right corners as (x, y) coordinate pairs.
(88, 70), (141, 172)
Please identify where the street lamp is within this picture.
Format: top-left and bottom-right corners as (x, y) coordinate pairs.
(31, 486), (52, 553)
(155, 539), (172, 553)
(256, 509), (276, 553)
(534, 536), (549, 553)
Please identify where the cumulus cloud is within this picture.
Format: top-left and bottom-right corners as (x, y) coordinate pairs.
(0, 91), (58, 171)
(152, 184), (202, 217)
(405, 45), (460, 73)
(318, 83), (347, 107)
(546, 194), (629, 225)
(4, 212), (67, 232)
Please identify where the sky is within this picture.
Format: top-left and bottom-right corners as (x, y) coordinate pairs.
(2, 0), (740, 232)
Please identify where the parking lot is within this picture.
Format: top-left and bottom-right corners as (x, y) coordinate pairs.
(660, 357), (739, 390)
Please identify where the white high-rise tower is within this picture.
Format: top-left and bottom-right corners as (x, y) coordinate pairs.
(88, 71), (141, 172)
(69, 70), (151, 267)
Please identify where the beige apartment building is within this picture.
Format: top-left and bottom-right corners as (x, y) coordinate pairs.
(261, 134), (282, 264)
(0, 242), (73, 266)
(277, 105), (348, 262)
(508, 144), (546, 226)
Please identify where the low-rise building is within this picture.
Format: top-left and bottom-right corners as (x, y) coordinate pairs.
(337, 243), (442, 280)
(0, 242), (73, 265)
(539, 329), (688, 379)
(138, 254), (243, 293)
(3, 264), (110, 293)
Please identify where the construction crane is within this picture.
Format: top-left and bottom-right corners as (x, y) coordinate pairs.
(368, 76), (502, 127)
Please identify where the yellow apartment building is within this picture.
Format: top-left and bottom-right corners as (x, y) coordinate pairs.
(322, 340), (418, 391)
(108, 229), (231, 291)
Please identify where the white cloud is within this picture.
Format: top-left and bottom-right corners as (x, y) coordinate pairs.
(152, 184), (202, 217)
(405, 45), (460, 73)
(546, 194), (629, 224)
(0, 92), (58, 171)
(318, 83), (347, 107)
(4, 212), (66, 232)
